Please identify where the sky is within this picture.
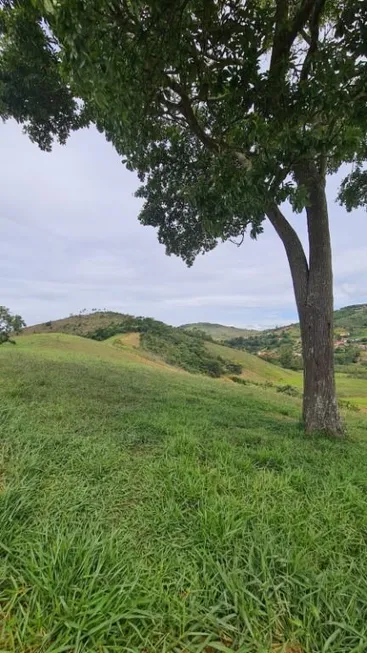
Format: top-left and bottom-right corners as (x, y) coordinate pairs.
(1, 119), (366, 329)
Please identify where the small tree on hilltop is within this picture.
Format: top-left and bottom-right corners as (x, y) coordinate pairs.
(0, 306), (25, 344)
(1, 0), (366, 435)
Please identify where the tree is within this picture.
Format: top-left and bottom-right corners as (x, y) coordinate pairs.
(0, 0), (85, 150)
(0, 306), (25, 344)
(1, 1), (366, 435)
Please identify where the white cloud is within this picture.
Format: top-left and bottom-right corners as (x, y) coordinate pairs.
(163, 292), (295, 309)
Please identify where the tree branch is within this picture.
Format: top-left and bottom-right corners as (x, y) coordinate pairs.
(163, 79), (253, 167)
(300, 0), (326, 82)
(300, 28), (312, 45)
(165, 78), (220, 152)
(269, 0), (317, 83)
(266, 205), (309, 313)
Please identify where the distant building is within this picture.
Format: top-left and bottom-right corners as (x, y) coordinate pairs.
(334, 340), (346, 349)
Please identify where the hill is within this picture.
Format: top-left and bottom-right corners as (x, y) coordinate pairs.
(1, 332), (367, 651)
(25, 313), (245, 379)
(182, 322), (258, 340)
(20, 309), (367, 406)
(23, 310), (131, 337)
(21, 311), (304, 389)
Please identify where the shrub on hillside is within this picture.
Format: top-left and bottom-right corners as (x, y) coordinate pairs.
(276, 384), (300, 397)
(225, 361), (243, 375)
(87, 316), (167, 341)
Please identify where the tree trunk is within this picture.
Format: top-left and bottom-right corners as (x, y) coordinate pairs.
(266, 164), (344, 437)
(301, 301), (342, 435)
(300, 164), (344, 436)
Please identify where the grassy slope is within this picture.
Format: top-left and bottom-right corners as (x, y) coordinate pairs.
(23, 304), (367, 343)
(1, 335), (367, 652)
(14, 333), (367, 409)
(109, 335), (367, 409)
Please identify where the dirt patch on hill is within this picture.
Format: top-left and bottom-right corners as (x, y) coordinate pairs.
(117, 332), (141, 348)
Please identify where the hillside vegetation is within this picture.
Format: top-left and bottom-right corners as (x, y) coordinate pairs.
(1, 333), (367, 652)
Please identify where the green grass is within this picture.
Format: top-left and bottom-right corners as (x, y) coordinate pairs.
(1, 335), (367, 652)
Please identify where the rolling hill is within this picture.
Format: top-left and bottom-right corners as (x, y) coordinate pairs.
(16, 310), (367, 411)
(26, 305), (367, 379)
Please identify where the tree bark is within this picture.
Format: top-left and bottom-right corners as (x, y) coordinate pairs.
(299, 163), (344, 436)
(266, 166), (344, 437)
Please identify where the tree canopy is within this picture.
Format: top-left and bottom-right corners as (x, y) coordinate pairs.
(1, 1), (366, 241)
(0, 0), (85, 150)
(6, 0), (360, 260)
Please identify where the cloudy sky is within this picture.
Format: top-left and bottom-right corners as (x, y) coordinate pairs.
(1, 119), (366, 329)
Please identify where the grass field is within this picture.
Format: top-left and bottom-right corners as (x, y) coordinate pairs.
(1, 334), (367, 652)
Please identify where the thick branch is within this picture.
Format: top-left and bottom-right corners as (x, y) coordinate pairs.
(163, 78), (253, 168)
(270, 0), (289, 74)
(295, 161), (331, 282)
(269, 0), (317, 83)
(266, 205), (309, 314)
(290, 0), (319, 43)
(300, 28), (312, 45)
(300, 0), (326, 82)
(165, 78), (219, 152)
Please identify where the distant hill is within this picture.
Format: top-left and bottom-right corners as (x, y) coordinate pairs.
(182, 305), (367, 342)
(26, 304), (367, 342)
(182, 305), (367, 373)
(182, 322), (258, 340)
